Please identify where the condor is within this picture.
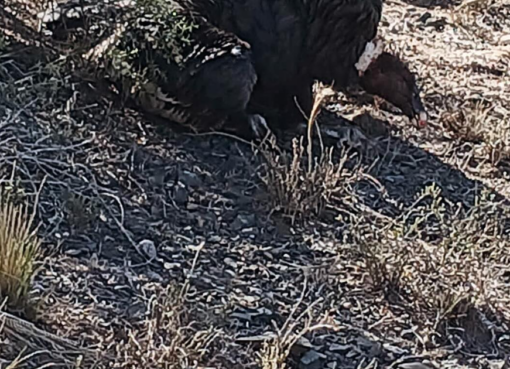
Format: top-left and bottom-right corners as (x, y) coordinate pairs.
(44, 0), (429, 137)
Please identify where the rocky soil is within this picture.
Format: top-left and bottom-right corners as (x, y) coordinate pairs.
(1, 0), (510, 368)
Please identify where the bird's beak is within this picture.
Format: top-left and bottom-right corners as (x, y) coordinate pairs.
(411, 93), (428, 128)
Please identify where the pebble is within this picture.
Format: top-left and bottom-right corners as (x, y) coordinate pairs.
(174, 184), (188, 204)
(179, 170), (202, 188)
(231, 213), (256, 230)
(300, 350), (327, 369)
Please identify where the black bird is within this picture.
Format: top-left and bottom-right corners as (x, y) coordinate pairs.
(190, 0), (429, 130)
(41, 0), (429, 137)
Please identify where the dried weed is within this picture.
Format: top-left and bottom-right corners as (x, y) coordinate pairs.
(257, 84), (364, 224)
(110, 283), (223, 369)
(442, 100), (510, 167)
(355, 184), (510, 349)
(257, 278), (338, 369)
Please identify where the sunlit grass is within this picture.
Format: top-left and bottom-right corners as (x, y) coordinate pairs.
(0, 192), (42, 310)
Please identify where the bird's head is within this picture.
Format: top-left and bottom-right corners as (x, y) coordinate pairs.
(356, 40), (428, 128)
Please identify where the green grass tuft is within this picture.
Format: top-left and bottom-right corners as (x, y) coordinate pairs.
(0, 192), (42, 311)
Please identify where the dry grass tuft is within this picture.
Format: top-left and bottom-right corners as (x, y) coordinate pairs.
(442, 101), (490, 142)
(442, 100), (510, 167)
(110, 282), (223, 369)
(258, 280), (338, 369)
(257, 83), (364, 224)
(355, 184), (510, 349)
(258, 137), (362, 224)
(0, 190), (42, 311)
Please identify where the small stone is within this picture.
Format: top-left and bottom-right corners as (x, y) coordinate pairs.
(174, 184), (188, 204)
(242, 295), (258, 303)
(231, 213), (256, 230)
(224, 257), (238, 269)
(138, 239), (157, 260)
(342, 301), (352, 309)
(296, 336), (313, 349)
(399, 363), (434, 369)
(300, 350), (327, 369)
(164, 262), (180, 270)
(329, 344), (351, 353)
(179, 170), (202, 188)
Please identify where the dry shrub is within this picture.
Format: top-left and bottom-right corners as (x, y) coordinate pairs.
(482, 119), (510, 167)
(257, 280), (338, 369)
(0, 191), (42, 311)
(257, 83), (364, 224)
(450, 0), (510, 45)
(442, 101), (510, 167)
(442, 101), (490, 142)
(0, 346), (45, 369)
(355, 184), (510, 349)
(258, 137), (361, 224)
(110, 282), (223, 368)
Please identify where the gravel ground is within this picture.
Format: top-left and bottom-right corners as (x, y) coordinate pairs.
(1, 0), (510, 368)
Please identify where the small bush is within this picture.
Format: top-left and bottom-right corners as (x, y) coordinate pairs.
(110, 282), (223, 369)
(257, 83), (364, 224)
(441, 100), (510, 175)
(0, 193), (42, 311)
(355, 185), (510, 349)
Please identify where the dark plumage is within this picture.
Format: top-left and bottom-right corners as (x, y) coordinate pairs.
(359, 51), (428, 128)
(100, 0), (263, 136)
(199, 0), (428, 130)
(41, 0), (428, 137)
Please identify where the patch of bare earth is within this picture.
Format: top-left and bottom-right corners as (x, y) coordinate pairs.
(1, 0), (510, 368)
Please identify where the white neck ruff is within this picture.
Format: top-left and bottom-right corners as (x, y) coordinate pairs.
(355, 39), (384, 75)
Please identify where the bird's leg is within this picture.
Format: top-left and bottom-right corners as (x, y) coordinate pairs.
(224, 111), (270, 140)
(248, 113), (270, 139)
(373, 95), (383, 113)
